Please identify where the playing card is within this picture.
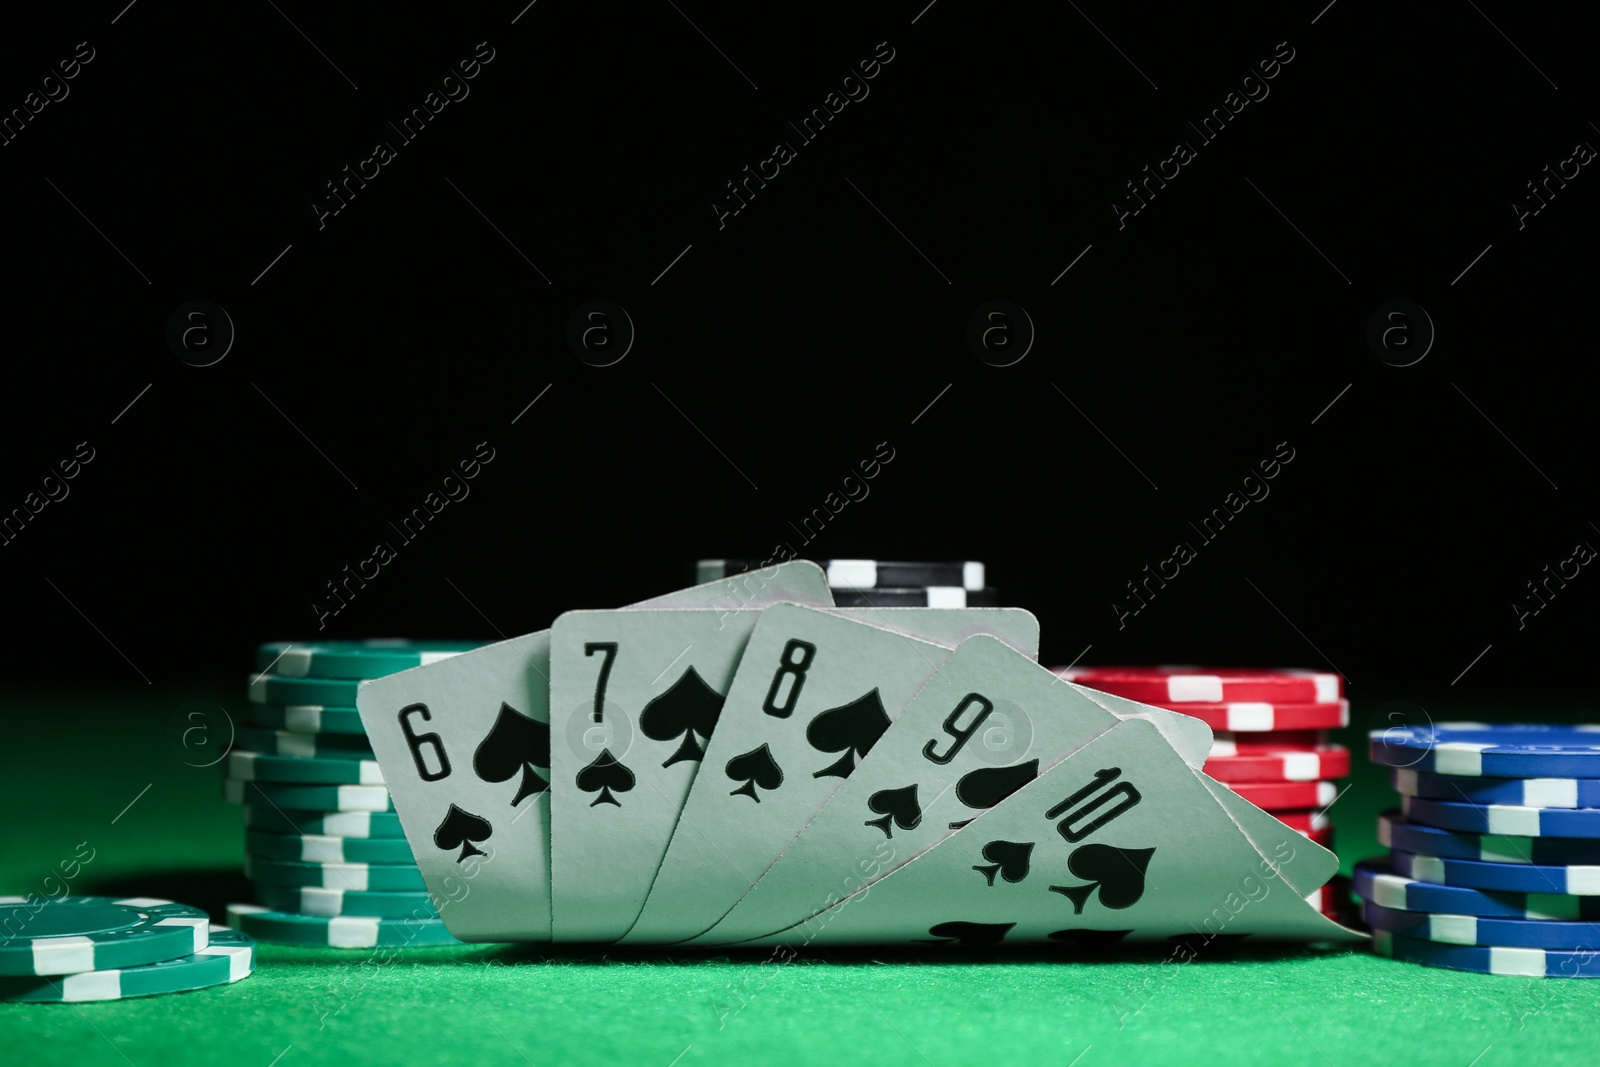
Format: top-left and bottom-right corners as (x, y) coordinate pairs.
(1200, 776), (1338, 898)
(737, 717), (1359, 946)
(622, 604), (1037, 944)
(355, 561), (833, 941)
(551, 607), (1040, 942)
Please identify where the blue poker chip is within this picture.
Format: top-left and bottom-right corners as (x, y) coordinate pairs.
(1401, 795), (1600, 839)
(1368, 722), (1600, 778)
(1390, 848), (1600, 896)
(1380, 811), (1600, 866)
(1352, 859), (1600, 920)
(1362, 901), (1600, 951)
(1373, 929), (1600, 977)
(1391, 767), (1600, 809)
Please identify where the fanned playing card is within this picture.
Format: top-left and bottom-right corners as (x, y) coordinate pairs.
(355, 561), (832, 941)
(736, 717), (1359, 946)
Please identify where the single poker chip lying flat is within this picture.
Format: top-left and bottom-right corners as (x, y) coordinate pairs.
(255, 639), (482, 679)
(1389, 848), (1600, 896)
(248, 673), (363, 707)
(1368, 722), (1600, 778)
(1373, 928), (1600, 977)
(1390, 767), (1600, 809)
(235, 726), (373, 759)
(0, 925), (254, 1002)
(224, 778), (393, 812)
(1274, 809), (1332, 833)
(1401, 795), (1600, 839)
(1051, 666), (1342, 705)
(1203, 744), (1350, 783)
(246, 703), (365, 735)
(1209, 729), (1325, 756)
(0, 897), (210, 977)
(245, 829), (415, 864)
(226, 905), (459, 948)
(696, 559), (987, 591)
(1362, 900), (1600, 951)
(242, 806), (406, 838)
(244, 855), (425, 891)
(1379, 810), (1600, 866)
(253, 884), (438, 919)
(227, 750), (384, 785)
(830, 587), (999, 608)
(1352, 859), (1600, 919)
(1225, 779), (1339, 810)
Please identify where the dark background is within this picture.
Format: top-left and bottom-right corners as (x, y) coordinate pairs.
(1, 0), (1594, 707)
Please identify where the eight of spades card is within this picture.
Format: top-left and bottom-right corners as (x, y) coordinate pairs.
(355, 561), (833, 941)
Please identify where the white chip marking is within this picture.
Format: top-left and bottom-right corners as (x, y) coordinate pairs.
(419, 651), (462, 665)
(1523, 779), (1579, 809)
(1488, 946), (1546, 976)
(1434, 743), (1488, 776)
(1429, 913), (1477, 945)
(1369, 872), (1409, 910)
(1312, 674), (1340, 703)
(277, 649), (313, 677)
(926, 587), (966, 608)
(1168, 675), (1224, 702)
(1281, 752), (1322, 781)
(300, 836), (348, 863)
(285, 705), (322, 732)
(35, 936), (94, 975)
(329, 917), (381, 948)
(158, 916), (209, 951)
(1410, 854), (1448, 884)
(1225, 704), (1274, 731)
(113, 897), (168, 908)
(295, 888), (344, 916)
(963, 561), (984, 590)
(357, 761), (384, 786)
(1394, 768), (1418, 796)
(1565, 866), (1600, 895)
(278, 733), (317, 758)
(826, 560), (876, 589)
(1485, 805), (1542, 837)
(60, 968), (121, 1001)
(317, 812), (372, 837)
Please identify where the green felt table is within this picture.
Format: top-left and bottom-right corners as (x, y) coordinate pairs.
(3, 685), (1598, 1066)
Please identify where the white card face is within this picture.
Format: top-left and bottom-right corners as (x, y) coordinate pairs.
(623, 604), (1032, 944)
(355, 561), (832, 941)
(738, 718), (1359, 946)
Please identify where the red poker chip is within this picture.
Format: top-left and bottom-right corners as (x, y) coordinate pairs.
(1307, 876), (1351, 919)
(1210, 729), (1325, 756)
(1303, 826), (1334, 849)
(1053, 665), (1343, 705)
(1203, 745), (1351, 783)
(1272, 808), (1332, 833)
(1227, 779), (1340, 809)
(1167, 700), (1348, 732)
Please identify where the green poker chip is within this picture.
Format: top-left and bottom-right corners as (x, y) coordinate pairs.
(0, 925), (254, 1002)
(226, 904), (459, 948)
(236, 726), (373, 758)
(223, 777), (393, 812)
(248, 673), (363, 707)
(256, 640), (482, 680)
(253, 884), (437, 918)
(228, 749), (384, 785)
(0, 896), (210, 977)
(244, 702), (365, 735)
(244, 855), (425, 891)
(242, 806), (406, 838)
(245, 829), (415, 864)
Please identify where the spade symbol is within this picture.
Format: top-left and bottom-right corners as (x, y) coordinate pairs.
(473, 702), (551, 805)
(639, 666), (725, 767)
(864, 784), (923, 838)
(948, 759), (1039, 829)
(726, 744), (784, 802)
(806, 689), (891, 779)
(916, 921), (1016, 947)
(1049, 843), (1155, 913)
(1045, 929), (1133, 948)
(971, 840), (1034, 886)
(576, 749), (635, 807)
(433, 803), (492, 863)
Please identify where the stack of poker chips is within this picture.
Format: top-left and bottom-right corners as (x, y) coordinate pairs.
(1359, 723), (1600, 978)
(696, 559), (996, 607)
(223, 640), (479, 948)
(1051, 666), (1350, 921)
(0, 897), (254, 1002)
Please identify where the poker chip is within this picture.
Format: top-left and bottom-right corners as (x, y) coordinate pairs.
(696, 559), (986, 591)
(248, 672), (363, 707)
(1273, 809), (1332, 834)
(1369, 722), (1600, 778)
(1390, 767), (1600, 809)
(1209, 729), (1325, 756)
(244, 855), (426, 891)
(235, 726), (374, 759)
(225, 904), (459, 948)
(1225, 779), (1339, 809)
(1167, 700), (1349, 732)
(245, 829), (416, 864)
(242, 806), (406, 838)
(1401, 794), (1600, 839)
(255, 639), (482, 679)
(227, 749), (384, 785)
(247, 702), (365, 734)
(1390, 848), (1600, 896)
(1053, 666), (1342, 705)
(1362, 900), (1600, 951)
(830, 587), (999, 608)
(1306, 876), (1351, 920)
(1203, 744), (1350, 783)
(1373, 928), (1600, 977)
(0, 926), (254, 1002)
(1352, 859), (1600, 920)
(224, 778), (394, 812)
(254, 885), (437, 919)
(0, 897), (210, 977)
(1379, 811), (1600, 866)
